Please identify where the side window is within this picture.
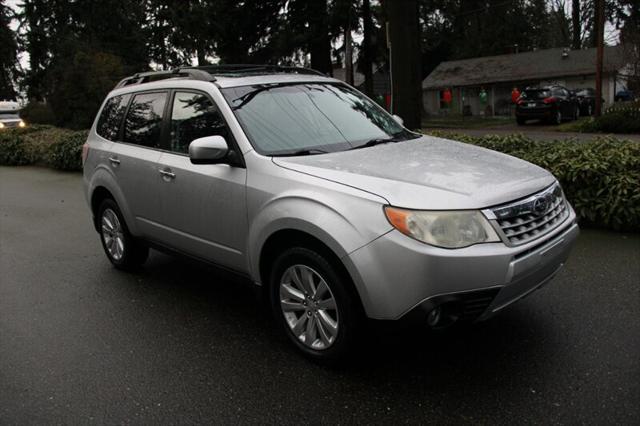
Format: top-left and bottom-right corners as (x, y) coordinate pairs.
(96, 94), (130, 141)
(169, 91), (229, 154)
(122, 92), (167, 148)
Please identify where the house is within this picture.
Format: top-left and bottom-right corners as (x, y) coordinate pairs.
(333, 65), (392, 110)
(422, 45), (630, 117)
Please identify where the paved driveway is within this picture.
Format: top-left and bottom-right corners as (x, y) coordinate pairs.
(1, 166), (639, 424)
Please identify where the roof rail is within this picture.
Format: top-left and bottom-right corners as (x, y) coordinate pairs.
(114, 68), (216, 89)
(114, 64), (326, 89)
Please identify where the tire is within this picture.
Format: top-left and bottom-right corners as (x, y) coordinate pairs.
(269, 246), (360, 363)
(552, 109), (562, 125)
(516, 117), (526, 126)
(574, 106), (580, 120)
(587, 104), (593, 116)
(97, 198), (149, 270)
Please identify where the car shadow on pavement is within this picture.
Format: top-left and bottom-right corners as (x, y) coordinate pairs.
(134, 249), (551, 385)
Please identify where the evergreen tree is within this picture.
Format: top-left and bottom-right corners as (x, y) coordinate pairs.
(0, 1), (18, 99)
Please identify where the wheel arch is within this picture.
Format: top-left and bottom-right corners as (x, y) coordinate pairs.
(258, 228), (366, 316)
(87, 168), (138, 235)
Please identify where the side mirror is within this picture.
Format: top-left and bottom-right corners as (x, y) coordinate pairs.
(392, 114), (404, 126)
(189, 136), (229, 164)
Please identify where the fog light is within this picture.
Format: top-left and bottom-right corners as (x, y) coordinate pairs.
(18, 120), (26, 128)
(426, 306), (442, 327)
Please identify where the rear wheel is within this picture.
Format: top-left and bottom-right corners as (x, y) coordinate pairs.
(552, 109), (562, 125)
(270, 247), (360, 362)
(574, 105), (580, 120)
(98, 199), (148, 270)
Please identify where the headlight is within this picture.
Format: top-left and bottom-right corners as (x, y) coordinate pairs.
(18, 120), (26, 128)
(0, 122), (5, 129)
(384, 206), (500, 248)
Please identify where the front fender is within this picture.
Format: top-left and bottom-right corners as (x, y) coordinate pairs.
(247, 189), (392, 312)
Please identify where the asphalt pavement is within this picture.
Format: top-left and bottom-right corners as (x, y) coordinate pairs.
(1, 166), (639, 425)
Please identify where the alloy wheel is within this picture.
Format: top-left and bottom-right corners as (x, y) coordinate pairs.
(101, 208), (125, 261)
(279, 264), (339, 350)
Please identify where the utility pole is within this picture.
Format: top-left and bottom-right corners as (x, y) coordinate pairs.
(595, 0), (605, 116)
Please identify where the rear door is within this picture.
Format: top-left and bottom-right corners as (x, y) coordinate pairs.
(109, 91), (168, 239)
(155, 90), (248, 271)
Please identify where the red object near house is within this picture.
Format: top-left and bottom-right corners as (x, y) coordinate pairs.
(511, 88), (521, 103)
(442, 88), (452, 104)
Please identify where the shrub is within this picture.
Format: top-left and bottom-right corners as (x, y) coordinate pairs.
(0, 129), (31, 165)
(427, 132), (640, 231)
(46, 132), (86, 171)
(0, 126), (88, 171)
(572, 102), (640, 134)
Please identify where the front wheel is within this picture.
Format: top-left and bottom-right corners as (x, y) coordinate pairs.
(98, 199), (149, 270)
(270, 247), (360, 362)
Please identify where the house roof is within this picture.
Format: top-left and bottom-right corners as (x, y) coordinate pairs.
(422, 45), (627, 90)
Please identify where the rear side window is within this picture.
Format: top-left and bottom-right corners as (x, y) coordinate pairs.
(122, 92), (167, 148)
(169, 92), (229, 154)
(96, 94), (130, 141)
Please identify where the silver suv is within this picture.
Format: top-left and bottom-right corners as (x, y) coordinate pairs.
(83, 66), (579, 361)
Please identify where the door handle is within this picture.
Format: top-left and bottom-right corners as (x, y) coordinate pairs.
(108, 156), (120, 165)
(159, 169), (176, 180)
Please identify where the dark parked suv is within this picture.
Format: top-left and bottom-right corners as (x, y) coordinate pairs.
(516, 85), (579, 125)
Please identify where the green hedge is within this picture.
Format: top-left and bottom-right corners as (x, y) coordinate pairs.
(0, 126), (88, 171)
(428, 132), (640, 231)
(565, 101), (640, 134)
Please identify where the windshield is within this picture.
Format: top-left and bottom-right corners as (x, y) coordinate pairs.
(221, 83), (418, 156)
(0, 113), (20, 120)
(521, 89), (551, 100)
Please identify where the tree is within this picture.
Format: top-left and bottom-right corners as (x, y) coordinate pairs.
(572, 0), (581, 48)
(387, 0), (421, 129)
(0, 1), (18, 99)
(361, 0), (374, 95)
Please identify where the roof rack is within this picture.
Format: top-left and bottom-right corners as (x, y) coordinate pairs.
(114, 64), (325, 89)
(114, 68), (216, 89)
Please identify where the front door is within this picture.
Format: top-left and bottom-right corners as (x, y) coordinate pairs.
(155, 90), (248, 272)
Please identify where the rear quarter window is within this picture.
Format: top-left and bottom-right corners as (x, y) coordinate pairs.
(96, 94), (131, 141)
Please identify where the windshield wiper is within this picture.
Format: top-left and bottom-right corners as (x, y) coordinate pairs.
(350, 137), (401, 150)
(272, 148), (330, 157)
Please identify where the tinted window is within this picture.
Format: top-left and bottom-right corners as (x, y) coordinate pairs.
(97, 94), (130, 140)
(221, 83), (414, 156)
(521, 89), (551, 100)
(122, 92), (167, 148)
(169, 92), (229, 154)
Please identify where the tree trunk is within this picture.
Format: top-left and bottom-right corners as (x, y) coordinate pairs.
(309, 0), (332, 75)
(571, 0), (581, 49)
(386, 0), (422, 129)
(362, 0), (374, 96)
(345, 8), (354, 85)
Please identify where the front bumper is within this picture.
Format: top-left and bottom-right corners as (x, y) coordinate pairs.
(344, 207), (579, 321)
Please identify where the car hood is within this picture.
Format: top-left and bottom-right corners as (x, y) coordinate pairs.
(273, 135), (555, 210)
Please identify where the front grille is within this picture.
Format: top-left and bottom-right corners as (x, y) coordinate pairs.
(490, 183), (569, 246)
(1, 121), (19, 128)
